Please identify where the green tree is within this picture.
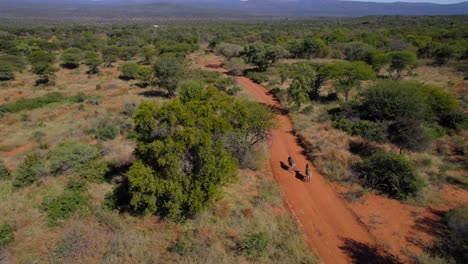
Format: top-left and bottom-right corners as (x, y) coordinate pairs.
(387, 51), (417, 79)
(344, 42), (374, 61)
(288, 77), (311, 109)
(243, 42), (288, 71)
(388, 117), (432, 154)
(60, 48), (82, 69)
(218, 43), (243, 59)
(119, 62), (140, 80)
(28, 50), (57, 84)
(83, 51), (102, 74)
(325, 61), (376, 102)
(140, 45), (157, 65)
(126, 90), (273, 220)
(0, 61), (15, 81)
(102, 46), (121, 67)
(224, 58), (245, 76)
(302, 37), (330, 58)
(136, 66), (154, 86)
(153, 54), (185, 97)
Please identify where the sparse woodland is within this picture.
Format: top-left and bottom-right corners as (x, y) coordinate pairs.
(0, 16), (467, 263)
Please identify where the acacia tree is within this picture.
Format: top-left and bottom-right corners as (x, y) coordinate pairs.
(324, 61), (376, 102)
(61, 48), (82, 69)
(83, 51), (102, 74)
(218, 43), (243, 59)
(27, 50), (57, 84)
(153, 54), (185, 97)
(224, 58), (245, 76)
(387, 51), (417, 79)
(0, 61), (15, 81)
(243, 42), (289, 71)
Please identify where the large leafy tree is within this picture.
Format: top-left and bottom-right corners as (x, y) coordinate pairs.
(27, 50), (57, 84)
(153, 54), (185, 97)
(127, 89), (274, 220)
(83, 51), (102, 74)
(288, 77), (311, 109)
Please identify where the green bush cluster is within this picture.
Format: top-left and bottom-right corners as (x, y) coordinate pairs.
(40, 179), (88, 226)
(0, 92), (64, 114)
(238, 232), (271, 260)
(48, 142), (101, 175)
(0, 223), (14, 249)
(246, 71), (270, 84)
(356, 152), (424, 199)
(13, 153), (49, 188)
(0, 160), (10, 180)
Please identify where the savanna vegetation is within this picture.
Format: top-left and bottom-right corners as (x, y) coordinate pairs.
(0, 15), (466, 263)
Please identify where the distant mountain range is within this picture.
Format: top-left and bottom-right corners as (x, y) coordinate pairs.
(0, 0), (467, 23)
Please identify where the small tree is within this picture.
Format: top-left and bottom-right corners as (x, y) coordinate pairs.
(387, 51), (417, 79)
(102, 46), (121, 67)
(243, 42), (288, 71)
(325, 61), (376, 102)
(119, 62), (140, 80)
(83, 51), (102, 74)
(140, 45), (157, 65)
(388, 117), (432, 154)
(224, 58), (245, 76)
(60, 48), (82, 69)
(0, 61), (15, 81)
(218, 43), (243, 59)
(136, 66), (154, 86)
(344, 42), (374, 61)
(32, 62), (58, 85)
(153, 54), (185, 97)
(288, 77), (311, 110)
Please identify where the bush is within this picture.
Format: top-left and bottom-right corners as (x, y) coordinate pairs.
(0, 223), (14, 249)
(0, 160), (10, 180)
(356, 152), (424, 199)
(40, 179), (88, 226)
(13, 153), (48, 188)
(246, 71), (270, 84)
(0, 92), (64, 114)
(77, 159), (109, 183)
(69, 92), (88, 103)
(238, 232), (271, 260)
(432, 206), (468, 263)
(48, 142), (100, 175)
(332, 118), (389, 143)
(96, 125), (119, 140)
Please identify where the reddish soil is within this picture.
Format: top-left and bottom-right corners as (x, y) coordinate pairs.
(0, 93), (27, 104)
(203, 59), (380, 264)
(0, 143), (33, 157)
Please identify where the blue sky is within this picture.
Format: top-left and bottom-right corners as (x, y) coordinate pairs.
(345, 0), (465, 3)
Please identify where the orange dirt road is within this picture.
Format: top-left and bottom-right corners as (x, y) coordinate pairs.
(204, 60), (377, 264)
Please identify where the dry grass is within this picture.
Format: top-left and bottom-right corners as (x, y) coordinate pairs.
(0, 56), (317, 263)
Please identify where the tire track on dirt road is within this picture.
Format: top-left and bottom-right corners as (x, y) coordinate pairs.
(202, 59), (380, 264)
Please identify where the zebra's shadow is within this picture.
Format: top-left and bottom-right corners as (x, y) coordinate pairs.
(295, 171), (306, 182)
(280, 161), (289, 171)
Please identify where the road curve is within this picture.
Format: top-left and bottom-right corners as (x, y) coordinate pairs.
(203, 59), (377, 264)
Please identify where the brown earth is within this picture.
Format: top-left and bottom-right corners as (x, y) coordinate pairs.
(0, 143), (33, 158)
(203, 59), (384, 264)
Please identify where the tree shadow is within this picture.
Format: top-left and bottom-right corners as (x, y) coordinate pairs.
(339, 237), (402, 264)
(411, 208), (447, 238)
(139, 90), (167, 98)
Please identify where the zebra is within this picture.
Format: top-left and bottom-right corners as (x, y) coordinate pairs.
(306, 164), (312, 182)
(288, 156), (296, 172)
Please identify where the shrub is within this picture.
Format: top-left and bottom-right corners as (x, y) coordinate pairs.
(118, 62), (140, 80)
(69, 92), (88, 103)
(0, 92), (64, 114)
(238, 232), (271, 260)
(332, 118), (389, 143)
(40, 179), (88, 226)
(96, 125), (119, 141)
(13, 153), (48, 188)
(179, 81), (205, 103)
(0, 223), (14, 249)
(0, 160), (10, 180)
(48, 142), (100, 175)
(246, 71), (269, 84)
(77, 159), (109, 183)
(432, 206), (468, 263)
(356, 152), (424, 199)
